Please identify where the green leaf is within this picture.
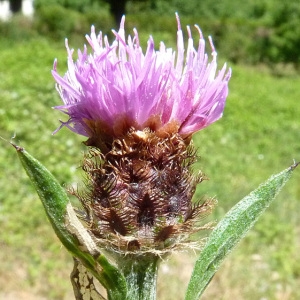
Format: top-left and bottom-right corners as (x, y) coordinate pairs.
(14, 144), (127, 300)
(185, 163), (298, 300)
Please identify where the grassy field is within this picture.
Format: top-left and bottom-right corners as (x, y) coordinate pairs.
(0, 32), (299, 300)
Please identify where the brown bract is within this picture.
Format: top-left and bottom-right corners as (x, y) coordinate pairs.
(83, 115), (191, 154)
(73, 128), (216, 256)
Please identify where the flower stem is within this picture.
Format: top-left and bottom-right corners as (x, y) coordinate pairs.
(118, 254), (159, 300)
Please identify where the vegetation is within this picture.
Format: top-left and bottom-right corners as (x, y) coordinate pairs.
(27, 0), (300, 67)
(0, 1), (299, 299)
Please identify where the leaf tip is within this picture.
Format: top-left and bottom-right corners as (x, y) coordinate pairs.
(11, 142), (24, 152)
(289, 161), (299, 171)
(0, 134), (24, 152)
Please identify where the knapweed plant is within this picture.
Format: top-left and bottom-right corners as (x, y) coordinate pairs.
(14, 14), (297, 300)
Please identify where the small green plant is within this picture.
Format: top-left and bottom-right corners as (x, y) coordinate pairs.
(7, 14), (298, 300)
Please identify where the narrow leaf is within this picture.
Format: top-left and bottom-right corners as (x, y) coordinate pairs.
(185, 163), (298, 300)
(14, 144), (127, 300)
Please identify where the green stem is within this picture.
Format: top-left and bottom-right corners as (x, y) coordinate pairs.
(118, 254), (159, 300)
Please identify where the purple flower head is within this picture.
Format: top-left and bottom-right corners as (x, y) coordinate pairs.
(52, 14), (231, 147)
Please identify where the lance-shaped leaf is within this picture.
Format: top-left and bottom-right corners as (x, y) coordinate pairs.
(14, 144), (127, 300)
(185, 163), (298, 300)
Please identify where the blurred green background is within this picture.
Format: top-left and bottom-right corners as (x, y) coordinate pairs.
(0, 0), (299, 299)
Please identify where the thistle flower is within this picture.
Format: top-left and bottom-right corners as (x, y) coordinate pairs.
(52, 14), (231, 150)
(52, 15), (231, 259)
